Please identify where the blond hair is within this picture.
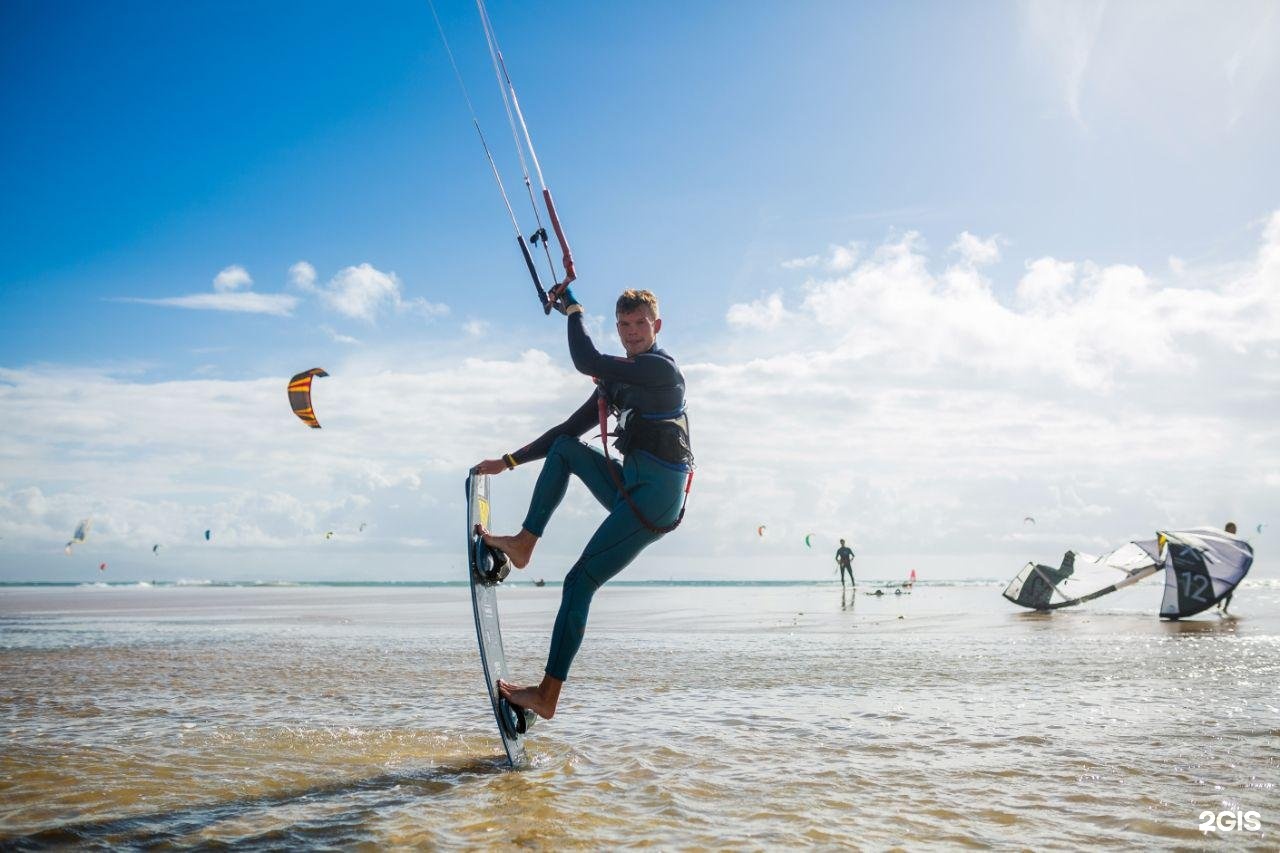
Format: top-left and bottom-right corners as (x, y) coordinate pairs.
(616, 288), (660, 319)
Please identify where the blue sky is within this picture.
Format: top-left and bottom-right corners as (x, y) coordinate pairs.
(2, 1), (1278, 582)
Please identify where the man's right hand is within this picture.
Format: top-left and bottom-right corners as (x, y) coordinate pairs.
(473, 458), (508, 476)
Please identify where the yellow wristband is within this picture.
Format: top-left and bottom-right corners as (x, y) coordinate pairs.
(503, 453), (518, 469)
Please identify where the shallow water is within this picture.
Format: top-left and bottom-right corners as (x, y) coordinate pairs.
(2, 582), (1277, 849)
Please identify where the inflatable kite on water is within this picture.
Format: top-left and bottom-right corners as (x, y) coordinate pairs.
(1003, 527), (1252, 619)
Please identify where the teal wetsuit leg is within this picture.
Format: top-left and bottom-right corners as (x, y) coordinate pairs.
(522, 436), (621, 537)
(545, 452), (687, 681)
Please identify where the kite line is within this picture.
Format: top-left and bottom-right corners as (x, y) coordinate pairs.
(428, 0), (575, 314)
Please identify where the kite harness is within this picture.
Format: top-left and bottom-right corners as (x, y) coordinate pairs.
(595, 388), (694, 535)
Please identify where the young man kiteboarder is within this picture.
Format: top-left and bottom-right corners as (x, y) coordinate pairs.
(472, 287), (693, 720)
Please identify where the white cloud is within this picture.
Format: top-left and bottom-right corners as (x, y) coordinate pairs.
(0, 349), (588, 576)
(1016, 257), (1076, 315)
(726, 292), (789, 330)
(314, 263), (449, 323)
(701, 215), (1279, 569)
(732, 217), (1280, 392)
(782, 254), (820, 270)
(319, 264), (398, 321)
(213, 265), (252, 292)
(289, 261), (318, 292)
(950, 232), (1002, 267)
(118, 265), (296, 316)
(1021, 0), (1280, 130)
(784, 244), (861, 273)
(1020, 0), (1106, 126)
(118, 292), (298, 316)
(1220, 1), (1280, 126)
(321, 325), (360, 345)
(406, 298), (451, 320)
(826, 243), (860, 272)
(11, 214), (1280, 581)
(121, 262), (448, 323)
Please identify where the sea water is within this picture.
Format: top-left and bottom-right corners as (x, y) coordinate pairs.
(1, 580), (1277, 849)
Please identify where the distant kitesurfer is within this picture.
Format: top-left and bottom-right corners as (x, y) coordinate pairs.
(835, 539), (856, 588)
(1219, 521), (1238, 614)
(472, 287), (693, 720)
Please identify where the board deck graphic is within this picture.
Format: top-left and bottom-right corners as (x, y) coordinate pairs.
(466, 473), (532, 767)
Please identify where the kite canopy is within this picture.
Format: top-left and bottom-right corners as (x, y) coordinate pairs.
(204, 529), (211, 541)
(65, 517), (92, 555)
(1003, 527), (1253, 618)
(1023, 516), (1035, 525)
(288, 368), (329, 429)
(98, 562), (107, 572)
(1003, 543), (1159, 611)
(804, 533), (813, 548)
(1156, 528), (1253, 619)
(757, 525), (766, 538)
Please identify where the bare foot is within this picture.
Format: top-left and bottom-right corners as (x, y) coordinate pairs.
(498, 675), (562, 720)
(478, 526), (538, 569)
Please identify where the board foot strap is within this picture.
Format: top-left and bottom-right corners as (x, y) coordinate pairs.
(471, 534), (513, 586)
(498, 697), (536, 736)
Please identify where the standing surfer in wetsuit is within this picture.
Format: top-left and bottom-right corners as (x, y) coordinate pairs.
(1219, 521), (1238, 614)
(472, 288), (693, 720)
(835, 539), (856, 588)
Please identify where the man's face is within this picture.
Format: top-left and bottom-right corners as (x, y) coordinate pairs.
(616, 309), (661, 357)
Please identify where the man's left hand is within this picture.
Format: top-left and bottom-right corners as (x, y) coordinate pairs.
(550, 284), (580, 315)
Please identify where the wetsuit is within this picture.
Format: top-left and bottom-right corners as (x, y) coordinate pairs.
(507, 311), (693, 682)
(835, 546), (856, 587)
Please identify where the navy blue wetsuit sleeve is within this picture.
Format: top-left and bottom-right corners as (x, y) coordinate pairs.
(510, 391), (598, 464)
(567, 312), (677, 386)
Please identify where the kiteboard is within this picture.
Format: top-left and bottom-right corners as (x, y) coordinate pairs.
(466, 472), (534, 767)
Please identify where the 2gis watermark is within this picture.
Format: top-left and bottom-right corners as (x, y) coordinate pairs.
(1198, 809), (1262, 834)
